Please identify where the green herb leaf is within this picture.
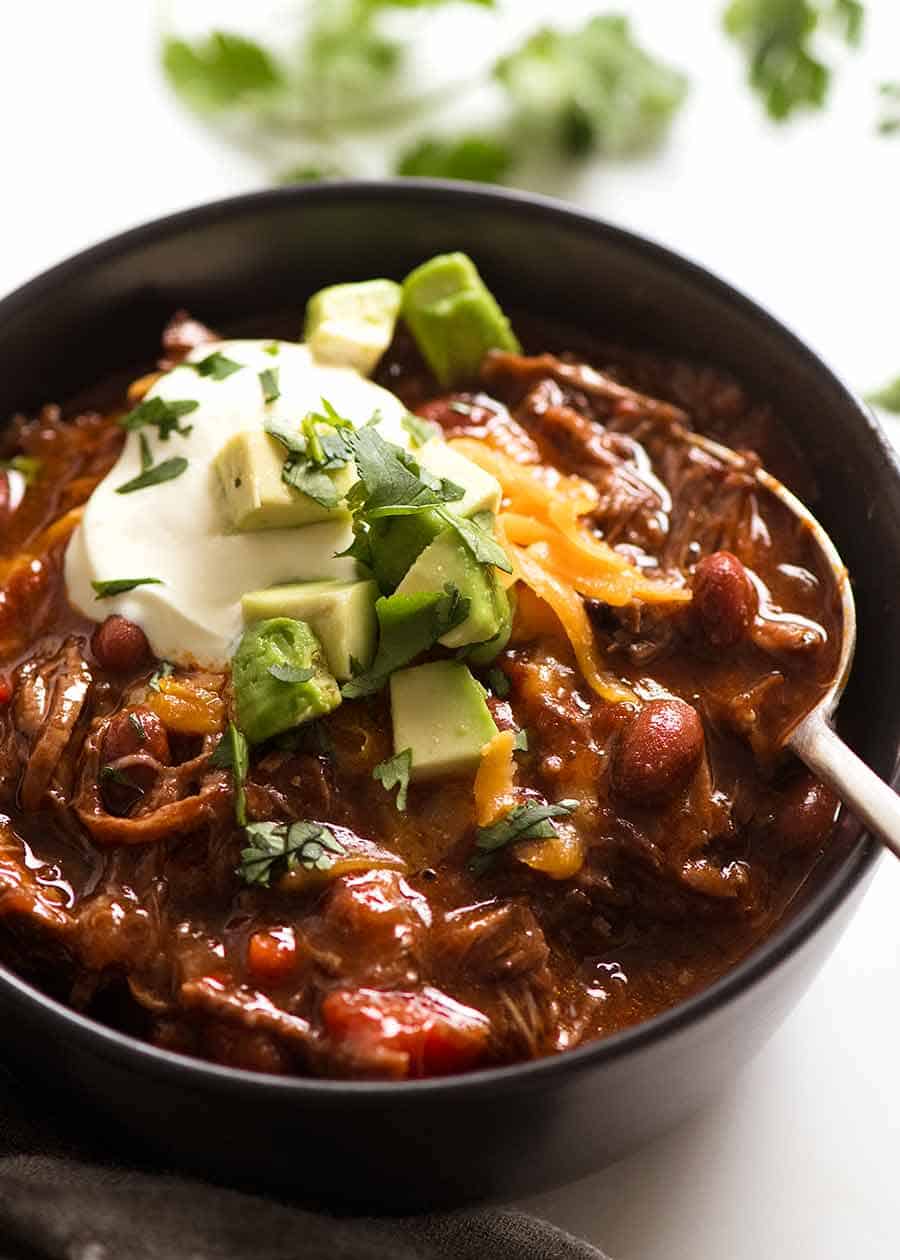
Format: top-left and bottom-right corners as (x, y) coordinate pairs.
(373, 748), (412, 811)
(470, 798), (578, 873)
(495, 16), (687, 156)
(396, 133), (514, 183)
(867, 377), (900, 414)
(148, 661), (175, 692)
(513, 729), (529, 752)
(0, 454), (42, 485)
(238, 819), (346, 887)
(119, 396), (198, 441)
(436, 506), (512, 573)
(116, 456), (188, 495)
(92, 577), (163, 600)
(265, 414), (350, 508)
(400, 412), (440, 448)
(209, 721), (250, 826)
(192, 351), (243, 380)
(341, 585), (470, 698)
(486, 666), (510, 698)
(162, 32), (283, 111)
(723, 0), (863, 121)
(259, 367), (281, 404)
(100, 764), (142, 791)
(263, 341), (281, 356)
(268, 664), (314, 683)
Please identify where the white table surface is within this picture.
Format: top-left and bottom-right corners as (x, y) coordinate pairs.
(2, 3), (899, 1256)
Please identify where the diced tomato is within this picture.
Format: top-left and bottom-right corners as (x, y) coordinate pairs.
(247, 927), (298, 984)
(321, 986), (490, 1080)
(0, 675), (11, 705)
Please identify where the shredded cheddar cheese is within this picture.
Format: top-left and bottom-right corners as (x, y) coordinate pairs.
(450, 439), (689, 704)
(474, 730), (518, 826)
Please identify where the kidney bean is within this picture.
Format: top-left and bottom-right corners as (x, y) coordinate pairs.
(692, 551), (757, 648)
(613, 698), (704, 805)
(101, 707), (170, 813)
(774, 776), (839, 853)
(91, 615), (150, 673)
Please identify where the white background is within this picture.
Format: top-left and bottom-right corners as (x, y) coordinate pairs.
(1, 2), (899, 1257)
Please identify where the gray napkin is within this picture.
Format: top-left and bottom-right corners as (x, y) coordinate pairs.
(0, 1067), (609, 1260)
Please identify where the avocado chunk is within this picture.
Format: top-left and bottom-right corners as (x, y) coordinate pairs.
(214, 430), (353, 531)
(233, 618), (341, 744)
(304, 279), (402, 376)
(394, 528), (502, 649)
(241, 579), (378, 681)
(369, 508), (446, 593)
(401, 253), (521, 387)
(415, 438), (501, 517)
(390, 661), (498, 781)
(465, 582), (514, 666)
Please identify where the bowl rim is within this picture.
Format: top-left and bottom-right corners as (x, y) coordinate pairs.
(0, 177), (888, 1102)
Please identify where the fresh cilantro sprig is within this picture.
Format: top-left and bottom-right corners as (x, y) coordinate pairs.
(723, 0), (864, 121)
(192, 351), (243, 380)
(400, 412), (440, 449)
(116, 455), (188, 495)
(470, 798), (578, 874)
(239, 819), (347, 887)
(373, 747), (412, 811)
(209, 721), (250, 826)
(119, 397), (198, 441)
(265, 401), (354, 508)
(259, 367), (281, 404)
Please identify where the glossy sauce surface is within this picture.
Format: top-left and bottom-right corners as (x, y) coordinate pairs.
(0, 313), (842, 1079)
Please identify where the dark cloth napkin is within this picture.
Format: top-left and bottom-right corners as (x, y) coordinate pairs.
(0, 1067), (609, 1260)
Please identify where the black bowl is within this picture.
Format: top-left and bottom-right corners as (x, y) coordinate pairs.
(0, 182), (895, 1209)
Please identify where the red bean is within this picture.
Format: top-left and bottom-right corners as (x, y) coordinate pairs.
(91, 615), (150, 673)
(101, 707), (170, 813)
(692, 552), (757, 648)
(613, 698), (704, 805)
(774, 776), (839, 853)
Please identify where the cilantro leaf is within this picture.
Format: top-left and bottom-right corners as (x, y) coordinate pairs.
(119, 397), (198, 441)
(495, 16), (687, 157)
(238, 819), (346, 887)
(100, 764), (142, 792)
(209, 721), (250, 826)
(265, 413), (351, 508)
(162, 32), (283, 111)
(470, 798), (578, 873)
(259, 367), (281, 404)
(400, 412), (440, 448)
(867, 376), (900, 414)
(396, 133), (514, 183)
(92, 577), (163, 600)
(148, 661), (175, 692)
(373, 747), (412, 811)
(116, 456), (188, 495)
(436, 506), (512, 573)
(723, 0), (863, 121)
(341, 585), (469, 699)
(192, 351), (243, 380)
(485, 666), (510, 698)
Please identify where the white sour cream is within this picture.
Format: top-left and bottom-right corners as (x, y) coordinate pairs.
(64, 340), (410, 667)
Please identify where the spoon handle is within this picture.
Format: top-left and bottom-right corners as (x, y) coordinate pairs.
(790, 712), (900, 861)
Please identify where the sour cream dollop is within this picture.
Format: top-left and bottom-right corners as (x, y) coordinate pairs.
(64, 340), (410, 667)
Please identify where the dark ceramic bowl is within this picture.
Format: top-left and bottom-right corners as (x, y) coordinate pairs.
(0, 182), (895, 1209)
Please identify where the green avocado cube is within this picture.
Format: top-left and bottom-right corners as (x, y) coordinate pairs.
(401, 253), (520, 386)
(241, 579), (378, 682)
(369, 508), (446, 593)
(232, 617), (341, 744)
(214, 430), (353, 531)
(415, 438), (501, 517)
(390, 661), (498, 781)
(304, 279), (402, 376)
(394, 528), (502, 650)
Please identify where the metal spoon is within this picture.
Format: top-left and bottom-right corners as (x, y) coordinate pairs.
(683, 427), (900, 861)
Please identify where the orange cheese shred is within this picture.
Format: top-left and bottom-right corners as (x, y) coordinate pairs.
(474, 730), (518, 827)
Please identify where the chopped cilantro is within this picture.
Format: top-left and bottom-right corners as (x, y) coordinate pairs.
(485, 666), (510, 698)
(259, 366), (281, 404)
(209, 721), (250, 826)
(192, 351), (243, 380)
(162, 32), (283, 110)
(396, 133), (514, 182)
(341, 586), (469, 699)
(92, 577), (163, 600)
(119, 396), (198, 442)
(513, 729), (529, 752)
(373, 748), (412, 811)
(148, 661), (175, 692)
(116, 455), (188, 495)
(400, 412), (440, 448)
(238, 819), (346, 887)
(470, 798), (578, 874)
